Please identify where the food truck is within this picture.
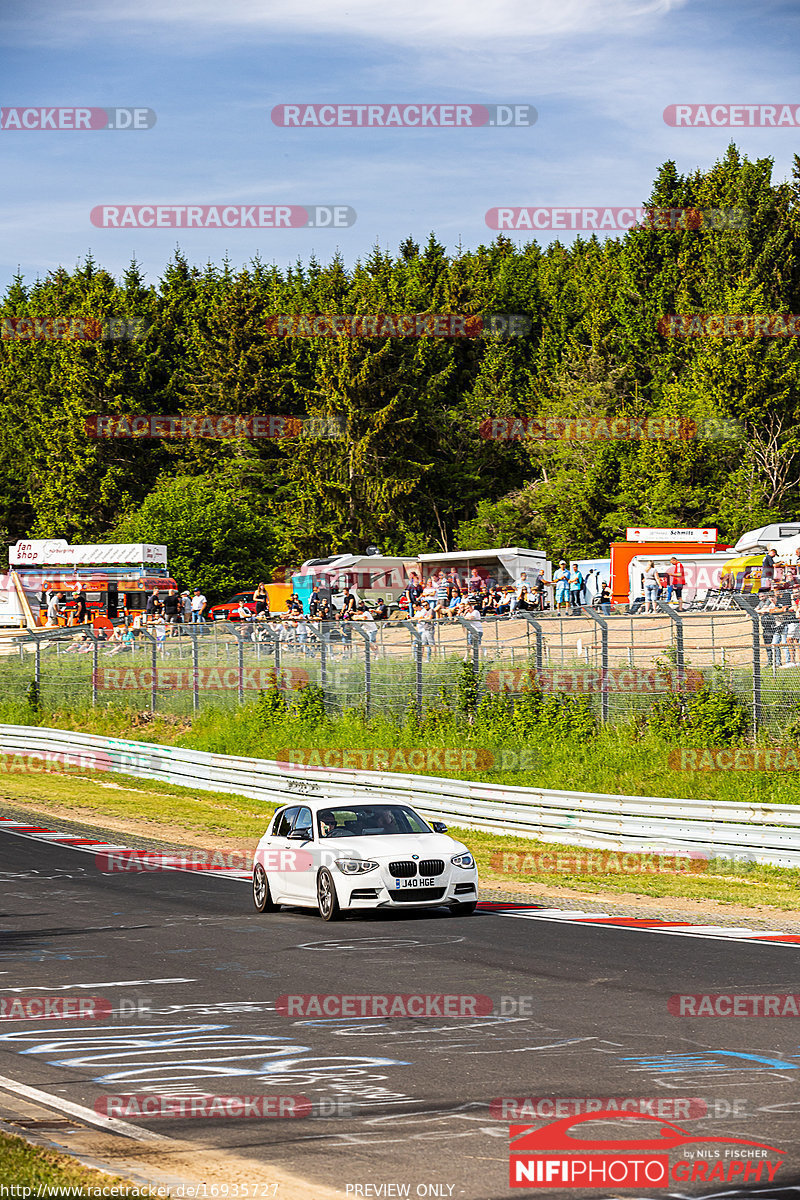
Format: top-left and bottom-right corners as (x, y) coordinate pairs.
(611, 528), (732, 603)
(4, 540), (177, 628)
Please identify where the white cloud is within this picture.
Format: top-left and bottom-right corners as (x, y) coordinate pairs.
(5, 0), (690, 48)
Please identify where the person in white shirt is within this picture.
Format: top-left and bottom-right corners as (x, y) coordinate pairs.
(511, 572), (529, 613)
(463, 600), (483, 659)
(190, 590), (207, 623)
(415, 601), (435, 661)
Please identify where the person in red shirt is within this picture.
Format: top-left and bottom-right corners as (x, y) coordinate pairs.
(667, 557), (686, 611)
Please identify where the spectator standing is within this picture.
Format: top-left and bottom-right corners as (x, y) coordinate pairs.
(253, 583), (269, 618)
(146, 591), (163, 620)
(181, 592), (192, 622)
(568, 563), (584, 614)
(46, 591), (63, 627)
(761, 547), (777, 592)
(642, 561), (660, 614)
(434, 573), (450, 617)
(463, 598), (483, 660)
(667, 558), (686, 610)
(191, 589), (207, 623)
(415, 600), (435, 662)
(71, 586), (88, 626)
(468, 568), (482, 594)
(553, 562), (570, 612)
(309, 587), (323, 618)
(163, 588), (181, 632)
(599, 581), (612, 615)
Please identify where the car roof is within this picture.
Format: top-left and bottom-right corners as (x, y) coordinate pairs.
(275, 798), (414, 812)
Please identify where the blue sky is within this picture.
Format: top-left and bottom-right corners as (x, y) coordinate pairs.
(1, 0), (798, 290)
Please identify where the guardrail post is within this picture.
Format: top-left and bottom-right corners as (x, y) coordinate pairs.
(733, 595), (760, 736)
(519, 611), (544, 669)
(656, 598), (685, 683)
(191, 631), (200, 713)
(582, 606), (609, 723)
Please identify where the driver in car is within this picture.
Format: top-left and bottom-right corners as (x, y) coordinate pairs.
(319, 813), (336, 837)
(376, 809), (400, 833)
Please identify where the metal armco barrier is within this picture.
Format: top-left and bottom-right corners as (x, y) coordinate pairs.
(1, 723), (799, 868)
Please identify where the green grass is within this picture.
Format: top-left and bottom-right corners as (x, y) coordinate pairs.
(0, 1130), (137, 1196)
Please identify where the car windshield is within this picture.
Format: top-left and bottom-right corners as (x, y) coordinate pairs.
(317, 805), (431, 838)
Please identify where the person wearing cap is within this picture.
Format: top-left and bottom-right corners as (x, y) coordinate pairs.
(553, 561), (570, 612)
(180, 591), (192, 623)
(190, 588), (207, 623)
(761, 547), (777, 592)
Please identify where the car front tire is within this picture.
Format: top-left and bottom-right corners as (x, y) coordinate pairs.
(449, 901), (477, 916)
(317, 868), (342, 921)
(253, 864), (278, 912)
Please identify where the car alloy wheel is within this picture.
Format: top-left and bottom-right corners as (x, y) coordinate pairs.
(317, 868), (342, 921)
(253, 864), (277, 912)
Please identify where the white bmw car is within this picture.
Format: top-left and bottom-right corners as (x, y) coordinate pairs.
(252, 799), (479, 921)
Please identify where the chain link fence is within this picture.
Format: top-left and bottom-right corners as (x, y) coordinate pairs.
(0, 600), (795, 734)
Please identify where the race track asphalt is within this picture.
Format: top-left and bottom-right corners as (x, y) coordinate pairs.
(1, 824), (799, 1199)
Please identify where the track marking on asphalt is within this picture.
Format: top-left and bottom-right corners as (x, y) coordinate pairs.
(481, 903), (800, 946)
(0, 1072), (170, 1142)
(0, 818), (249, 878)
(3, 979), (196, 992)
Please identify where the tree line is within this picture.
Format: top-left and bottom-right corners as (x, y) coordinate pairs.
(1, 145), (798, 598)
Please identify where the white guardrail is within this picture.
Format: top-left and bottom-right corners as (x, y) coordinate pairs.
(1, 724), (799, 868)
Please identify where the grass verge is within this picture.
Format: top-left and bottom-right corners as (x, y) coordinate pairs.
(0, 1129), (136, 1196)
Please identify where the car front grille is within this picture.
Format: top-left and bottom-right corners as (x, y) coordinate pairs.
(389, 860), (417, 877)
(419, 859), (445, 876)
(392, 887), (446, 903)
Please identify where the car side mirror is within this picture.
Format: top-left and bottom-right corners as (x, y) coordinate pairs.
(431, 821), (448, 833)
(288, 828), (312, 841)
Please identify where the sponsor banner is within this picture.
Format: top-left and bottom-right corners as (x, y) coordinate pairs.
(490, 851), (708, 875)
(96, 1094), (310, 1119)
(1, 316), (148, 341)
(487, 206), (747, 232)
(1, 107), (156, 130)
(265, 313), (530, 338)
(271, 103), (537, 127)
(664, 103), (800, 127)
(485, 667), (705, 694)
(0, 997), (112, 1020)
(277, 748), (494, 772)
(85, 414), (345, 440)
(669, 747), (800, 771)
(95, 666), (309, 691)
(669, 993), (800, 1017)
(90, 205), (356, 229)
(276, 994), (493, 1018)
(627, 526), (716, 541)
(493, 1097), (707, 1119)
(659, 313), (800, 337)
(9, 540), (167, 566)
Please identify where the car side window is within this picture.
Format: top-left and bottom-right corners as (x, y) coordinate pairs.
(273, 806), (299, 838)
(292, 807), (313, 840)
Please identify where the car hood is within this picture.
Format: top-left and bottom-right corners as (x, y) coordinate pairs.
(320, 833), (468, 859)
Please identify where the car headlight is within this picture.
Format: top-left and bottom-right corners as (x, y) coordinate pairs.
(335, 858), (379, 875)
(451, 853), (475, 869)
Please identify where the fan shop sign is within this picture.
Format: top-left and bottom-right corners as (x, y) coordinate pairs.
(486, 667), (704, 695)
(95, 666), (309, 691)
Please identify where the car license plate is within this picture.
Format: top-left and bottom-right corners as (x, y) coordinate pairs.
(394, 877), (435, 888)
